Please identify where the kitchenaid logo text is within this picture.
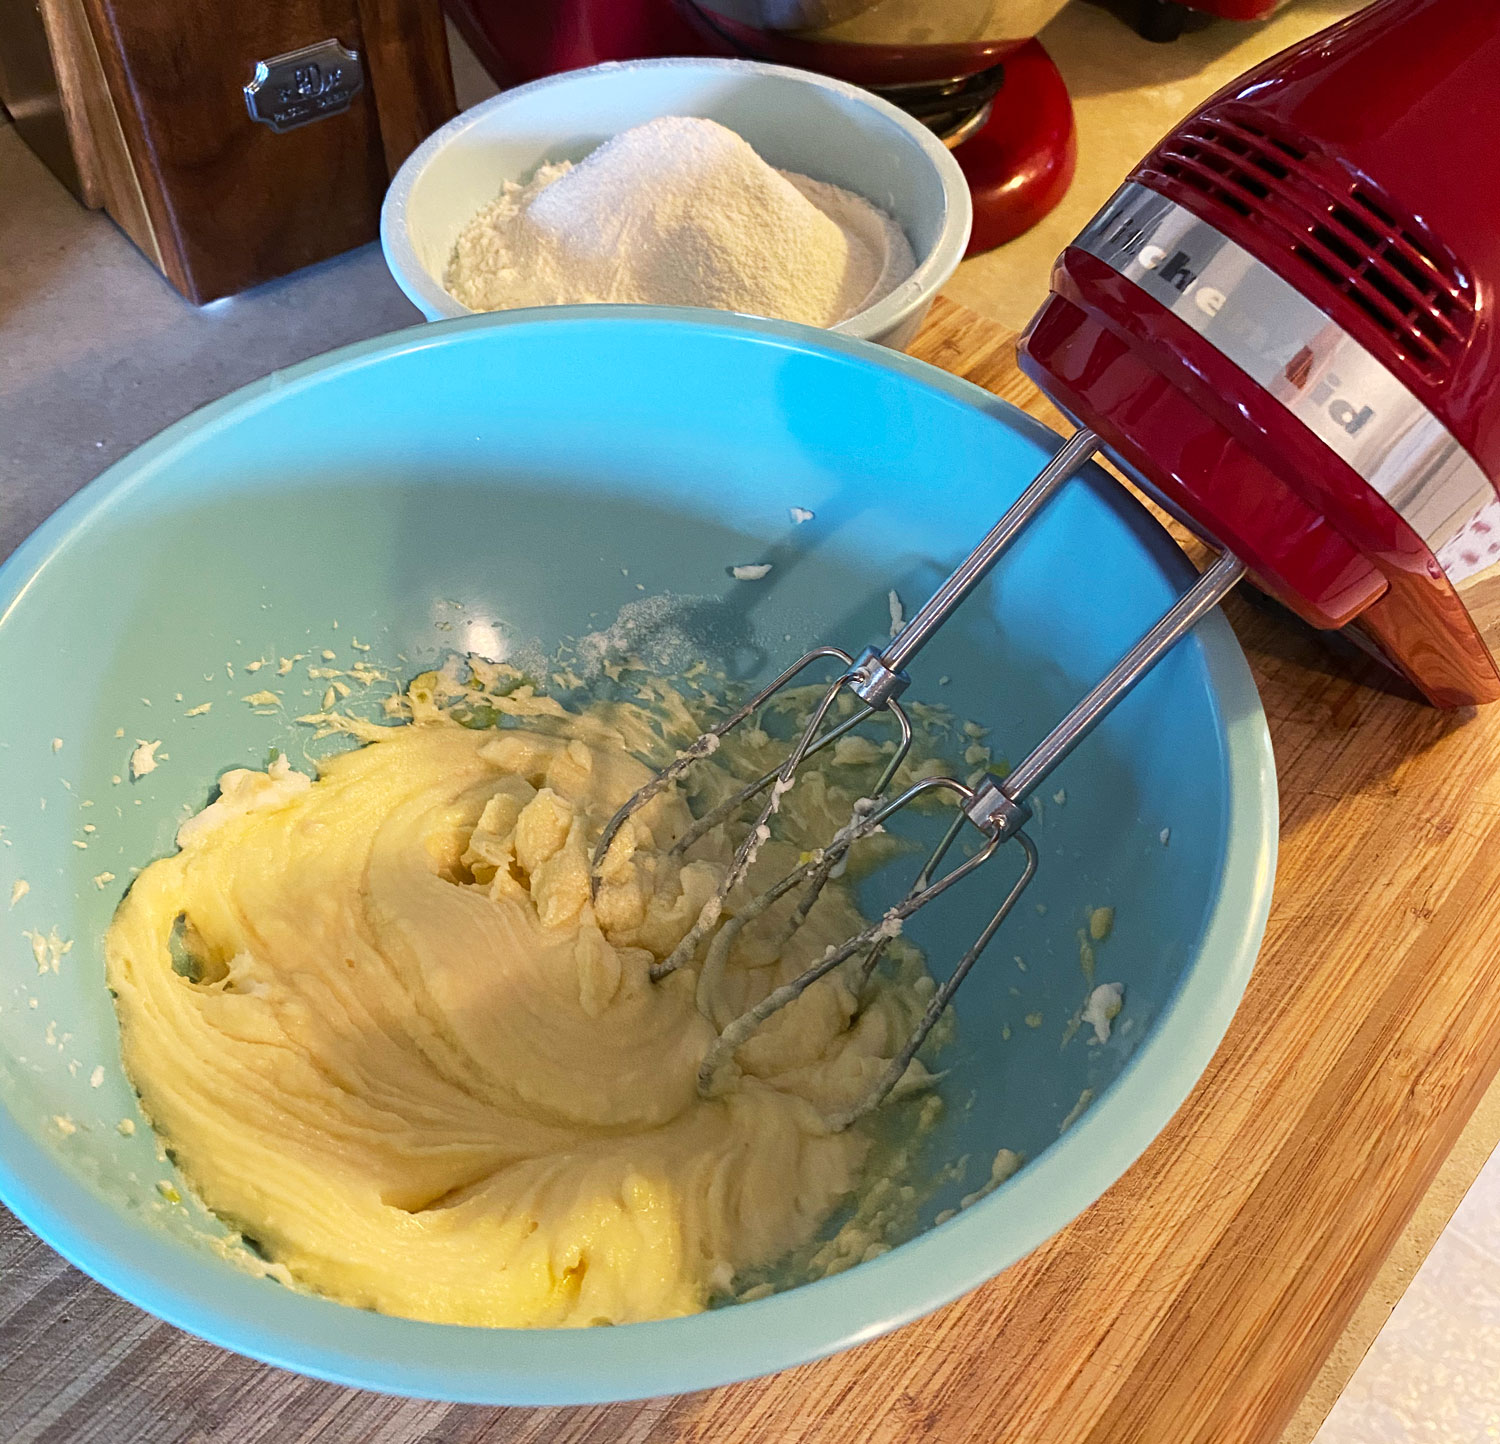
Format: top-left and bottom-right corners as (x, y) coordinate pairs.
(1102, 209), (1375, 437)
(1104, 211), (1229, 317)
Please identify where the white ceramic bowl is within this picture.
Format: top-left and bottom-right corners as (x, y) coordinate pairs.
(380, 57), (972, 350)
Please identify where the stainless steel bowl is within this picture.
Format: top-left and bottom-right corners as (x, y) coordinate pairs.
(685, 0), (1071, 52)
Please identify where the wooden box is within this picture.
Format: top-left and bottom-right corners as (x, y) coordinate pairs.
(28, 0), (455, 302)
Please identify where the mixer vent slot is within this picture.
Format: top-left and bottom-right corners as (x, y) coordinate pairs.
(1145, 112), (1476, 381)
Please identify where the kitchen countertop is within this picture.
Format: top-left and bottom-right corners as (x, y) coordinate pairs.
(3, 2), (1496, 1437)
(0, 124), (422, 562)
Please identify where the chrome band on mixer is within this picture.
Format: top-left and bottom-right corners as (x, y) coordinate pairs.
(1073, 182), (1500, 641)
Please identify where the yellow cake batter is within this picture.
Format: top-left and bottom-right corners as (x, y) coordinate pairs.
(106, 668), (936, 1327)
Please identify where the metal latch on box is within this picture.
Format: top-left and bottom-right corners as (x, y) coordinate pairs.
(244, 40), (363, 133)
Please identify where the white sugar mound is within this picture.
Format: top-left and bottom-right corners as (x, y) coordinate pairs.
(445, 116), (914, 327)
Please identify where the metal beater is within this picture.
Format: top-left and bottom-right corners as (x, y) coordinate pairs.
(590, 428), (1245, 1127)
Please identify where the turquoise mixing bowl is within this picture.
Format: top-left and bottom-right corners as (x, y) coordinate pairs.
(0, 308), (1275, 1403)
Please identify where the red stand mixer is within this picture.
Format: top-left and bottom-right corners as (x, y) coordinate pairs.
(445, 0), (1299, 254)
(444, 0), (1077, 251)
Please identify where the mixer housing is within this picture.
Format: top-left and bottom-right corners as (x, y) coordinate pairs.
(1020, 0), (1500, 706)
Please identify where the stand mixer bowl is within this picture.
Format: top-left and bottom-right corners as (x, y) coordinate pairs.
(442, 0), (1079, 250)
(681, 0), (1072, 86)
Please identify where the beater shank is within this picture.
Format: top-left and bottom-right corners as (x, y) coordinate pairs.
(590, 428), (1103, 878)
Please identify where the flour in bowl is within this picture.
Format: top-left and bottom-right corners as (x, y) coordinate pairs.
(444, 116), (915, 327)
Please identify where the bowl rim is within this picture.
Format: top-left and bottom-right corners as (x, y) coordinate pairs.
(0, 305), (1276, 1405)
(378, 55), (973, 340)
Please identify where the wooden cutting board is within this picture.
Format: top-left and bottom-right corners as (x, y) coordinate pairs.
(8, 297), (1500, 1444)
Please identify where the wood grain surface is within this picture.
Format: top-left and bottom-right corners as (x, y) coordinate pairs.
(36, 0), (163, 267)
(78, 0), (388, 302)
(354, 0), (457, 177)
(7, 297), (1500, 1444)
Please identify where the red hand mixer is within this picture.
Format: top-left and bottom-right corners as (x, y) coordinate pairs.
(1025, 0), (1500, 709)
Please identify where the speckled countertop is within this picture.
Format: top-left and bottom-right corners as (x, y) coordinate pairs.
(3, 3), (1496, 1438)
